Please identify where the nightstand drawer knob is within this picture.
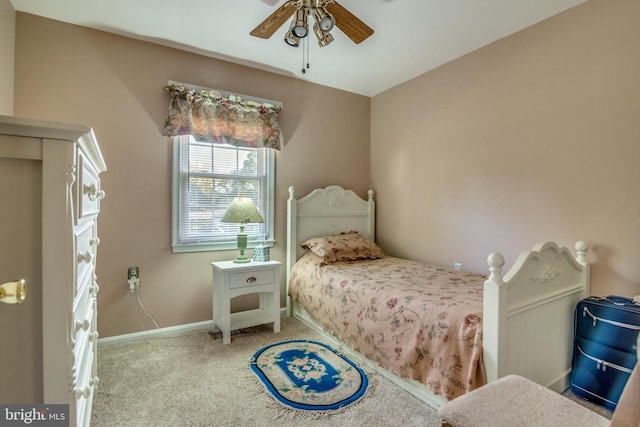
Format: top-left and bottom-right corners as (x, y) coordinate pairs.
(246, 276), (257, 283)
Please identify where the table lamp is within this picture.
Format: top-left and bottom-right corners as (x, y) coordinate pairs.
(221, 197), (264, 263)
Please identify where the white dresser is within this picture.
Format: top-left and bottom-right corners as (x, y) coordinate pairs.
(0, 115), (106, 427)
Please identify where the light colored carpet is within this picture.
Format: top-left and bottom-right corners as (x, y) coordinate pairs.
(562, 386), (613, 419)
(91, 316), (442, 426)
(91, 316), (612, 426)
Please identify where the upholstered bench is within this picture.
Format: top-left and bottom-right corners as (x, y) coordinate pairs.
(438, 375), (609, 427)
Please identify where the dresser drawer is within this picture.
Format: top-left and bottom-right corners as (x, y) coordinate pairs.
(73, 320), (97, 402)
(72, 303), (96, 382)
(75, 221), (96, 292)
(77, 151), (103, 221)
(229, 268), (276, 289)
(73, 273), (95, 332)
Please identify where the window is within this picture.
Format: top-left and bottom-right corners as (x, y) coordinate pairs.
(172, 135), (274, 252)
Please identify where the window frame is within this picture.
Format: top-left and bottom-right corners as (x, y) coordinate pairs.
(171, 135), (275, 253)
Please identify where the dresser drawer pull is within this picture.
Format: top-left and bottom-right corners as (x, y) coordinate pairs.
(90, 283), (100, 296)
(77, 251), (93, 264)
(74, 318), (90, 333)
(83, 183), (98, 200)
(246, 276), (257, 284)
(75, 377), (98, 400)
(89, 331), (99, 342)
(76, 387), (91, 399)
(90, 237), (101, 247)
(83, 183), (105, 200)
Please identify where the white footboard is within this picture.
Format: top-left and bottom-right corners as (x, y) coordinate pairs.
(483, 241), (590, 392)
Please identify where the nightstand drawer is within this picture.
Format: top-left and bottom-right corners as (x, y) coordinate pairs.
(229, 268), (275, 289)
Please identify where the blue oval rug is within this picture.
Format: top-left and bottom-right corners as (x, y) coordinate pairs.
(250, 340), (368, 413)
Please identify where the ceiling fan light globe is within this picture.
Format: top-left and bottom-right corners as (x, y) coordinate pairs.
(292, 25), (308, 38)
(314, 8), (335, 32)
(319, 17), (334, 32)
(284, 31), (300, 47)
(292, 8), (308, 38)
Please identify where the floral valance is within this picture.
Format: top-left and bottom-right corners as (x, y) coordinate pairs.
(162, 83), (283, 150)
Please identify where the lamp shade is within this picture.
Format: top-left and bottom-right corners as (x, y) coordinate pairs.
(221, 197), (264, 224)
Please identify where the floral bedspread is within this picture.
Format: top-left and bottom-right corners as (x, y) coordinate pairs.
(288, 253), (488, 400)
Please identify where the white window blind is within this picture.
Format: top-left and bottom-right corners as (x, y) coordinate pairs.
(172, 135), (274, 252)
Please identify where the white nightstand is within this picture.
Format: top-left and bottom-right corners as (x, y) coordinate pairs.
(211, 260), (281, 344)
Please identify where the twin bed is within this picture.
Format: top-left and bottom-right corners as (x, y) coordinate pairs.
(285, 185), (590, 408)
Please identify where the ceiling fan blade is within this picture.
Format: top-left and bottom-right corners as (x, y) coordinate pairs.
(325, 1), (374, 44)
(250, 0), (297, 39)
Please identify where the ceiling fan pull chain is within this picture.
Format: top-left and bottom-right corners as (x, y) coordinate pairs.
(301, 36), (310, 74)
(306, 34), (310, 71)
(301, 37), (306, 73)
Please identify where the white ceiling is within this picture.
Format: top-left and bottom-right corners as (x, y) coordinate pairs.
(10, 0), (588, 97)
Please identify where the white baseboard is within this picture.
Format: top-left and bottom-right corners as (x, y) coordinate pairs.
(97, 307), (289, 348)
(97, 320), (214, 347)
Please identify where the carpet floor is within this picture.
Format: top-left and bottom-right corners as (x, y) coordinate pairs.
(91, 316), (612, 426)
(91, 316), (441, 426)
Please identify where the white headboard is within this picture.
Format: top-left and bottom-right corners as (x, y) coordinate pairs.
(286, 185), (375, 305)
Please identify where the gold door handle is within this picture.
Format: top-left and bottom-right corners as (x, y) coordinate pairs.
(0, 279), (27, 304)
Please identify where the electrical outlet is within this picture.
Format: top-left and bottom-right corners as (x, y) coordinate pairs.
(127, 266), (140, 292)
(454, 262), (462, 271)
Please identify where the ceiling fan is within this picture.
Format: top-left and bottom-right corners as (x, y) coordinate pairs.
(250, 0), (374, 48)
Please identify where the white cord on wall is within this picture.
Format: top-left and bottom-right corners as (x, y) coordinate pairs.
(131, 281), (206, 353)
(134, 281), (172, 338)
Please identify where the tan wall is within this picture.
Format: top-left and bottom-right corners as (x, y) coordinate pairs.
(371, 0), (640, 298)
(13, 13), (370, 337)
(0, 0), (15, 115)
(13, 0), (640, 340)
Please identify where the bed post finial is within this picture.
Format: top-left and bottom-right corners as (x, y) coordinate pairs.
(487, 252), (505, 284)
(288, 186), (295, 200)
(367, 189), (374, 201)
(575, 241), (589, 266)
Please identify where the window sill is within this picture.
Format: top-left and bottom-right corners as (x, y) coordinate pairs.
(171, 240), (275, 254)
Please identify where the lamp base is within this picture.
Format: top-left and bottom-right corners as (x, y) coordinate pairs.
(232, 254), (251, 263)
(233, 227), (251, 263)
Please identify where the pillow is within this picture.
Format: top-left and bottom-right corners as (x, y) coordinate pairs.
(300, 231), (385, 264)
